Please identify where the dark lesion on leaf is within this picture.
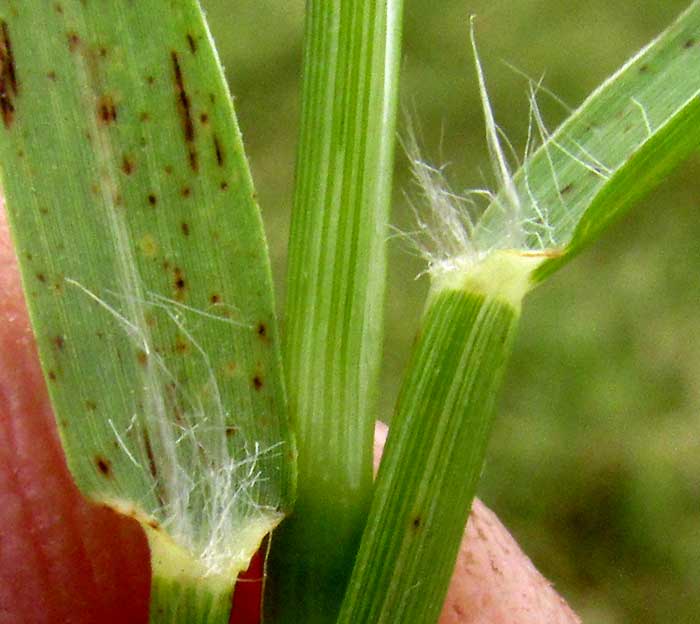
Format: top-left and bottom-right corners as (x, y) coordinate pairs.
(186, 33), (197, 54)
(97, 95), (117, 124)
(142, 431), (158, 481)
(95, 456), (112, 477)
(142, 430), (167, 507)
(213, 135), (224, 166)
(0, 20), (18, 129)
(171, 51), (198, 171)
(121, 155), (135, 175)
(67, 31), (80, 52)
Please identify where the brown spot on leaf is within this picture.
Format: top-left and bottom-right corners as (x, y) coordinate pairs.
(147, 520), (160, 530)
(173, 267), (186, 300)
(181, 186), (191, 198)
(142, 432), (157, 479)
(142, 431), (164, 505)
(0, 21), (18, 129)
(210, 293), (221, 304)
(147, 193), (157, 206)
(225, 426), (237, 438)
(224, 361), (237, 376)
(412, 516), (422, 529)
(97, 95), (117, 124)
(174, 338), (189, 354)
(560, 182), (574, 195)
(54, 3), (64, 13)
(136, 350), (148, 366)
(684, 38), (696, 49)
(200, 112), (208, 124)
(220, 181), (229, 191)
(47, 70), (57, 81)
(36, 272), (47, 283)
(256, 323), (267, 339)
(171, 51), (198, 171)
(96, 456), (112, 477)
(67, 31), (80, 52)
(639, 64), (649, 73)
(181, 222), (190, 236)
(139, 111), (150, 122)
(186, 33), (197, 54)
(121, 155), (135, 175)
(252, 375), (263, 391)
(85, 400), (97, 411)
(213, 135), (224, 166)
(48, 370), (57, 381)
(53, 335), (65, 350)
(146, 75), (155, 86)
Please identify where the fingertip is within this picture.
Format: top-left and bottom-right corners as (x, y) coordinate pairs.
(439, 499), (580, 623)
(372, 421), (579, 624)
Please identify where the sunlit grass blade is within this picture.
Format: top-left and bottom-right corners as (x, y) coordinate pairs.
(266, 0), (404, 621)
(0, 1), (293, 621)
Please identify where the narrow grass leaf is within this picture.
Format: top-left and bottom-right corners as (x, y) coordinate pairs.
(266, 1), (403, 621)
(338, 288), (520, 624)
(474, 1), (700, 281)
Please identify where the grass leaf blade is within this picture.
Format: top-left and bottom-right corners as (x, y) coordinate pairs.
(0, 1), (293, 619)
(338, 288), (520, 624)
(266, 0), (404, 620)
(469, 1), (700, 280)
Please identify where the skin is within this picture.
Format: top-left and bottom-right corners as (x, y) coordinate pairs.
(0, 203), (579, 624)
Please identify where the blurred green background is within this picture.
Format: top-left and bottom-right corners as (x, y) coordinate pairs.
(201, 1), (700, 622)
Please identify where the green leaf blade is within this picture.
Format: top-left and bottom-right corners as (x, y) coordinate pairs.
(338, 288), (520, 624)
(266, 0), (403, 621)
(0, 0), (294, 616)
(470, 1), (700, 279)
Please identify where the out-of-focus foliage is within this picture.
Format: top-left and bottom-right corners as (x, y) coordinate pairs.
(203, 1), (700, 622)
